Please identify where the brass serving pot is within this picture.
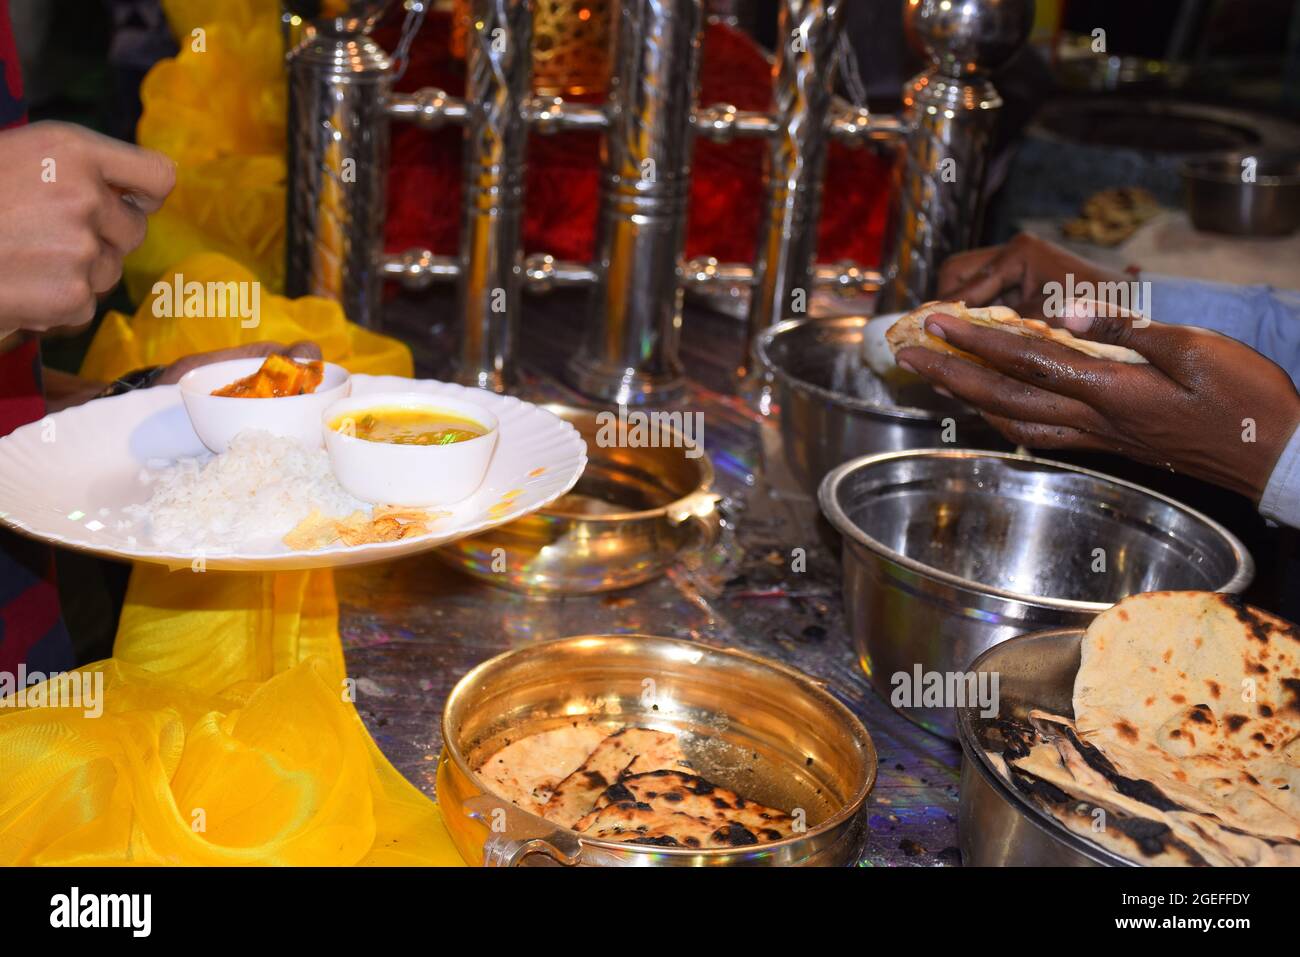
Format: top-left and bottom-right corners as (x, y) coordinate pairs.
(437, 634), (878, 866)
(437, 405), (719, 593)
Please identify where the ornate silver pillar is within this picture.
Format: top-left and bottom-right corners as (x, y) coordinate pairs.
(877, 0), (1033, 311)
(738, 0), (844, 382)
(280, 0), (1030, 397)
(455, 0), (534, 392)
(565, 0), (705, 406)
(284, 4), (394, 327)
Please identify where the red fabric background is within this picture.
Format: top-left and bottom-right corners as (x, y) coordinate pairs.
(0, 0), (25, 130)
(0, 0), (71, 676)
(376, 13), (892, 272)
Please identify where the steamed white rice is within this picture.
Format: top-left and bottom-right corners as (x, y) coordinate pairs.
(127, 430), (365, 551)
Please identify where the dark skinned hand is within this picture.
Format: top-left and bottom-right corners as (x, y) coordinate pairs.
(896, 309), (1300, 503)
(937, 232), (1131, 320)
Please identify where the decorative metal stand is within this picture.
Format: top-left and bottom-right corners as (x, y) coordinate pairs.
(284, 0), (1033, 401)
(284, 3), (393, 327)
(876, 0), (1035, 312)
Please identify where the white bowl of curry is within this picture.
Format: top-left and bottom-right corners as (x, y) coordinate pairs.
(179, 356), (351, 453)
(322, 391), (500, 506)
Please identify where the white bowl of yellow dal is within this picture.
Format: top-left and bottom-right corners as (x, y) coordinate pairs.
(322, 391), (500, 506)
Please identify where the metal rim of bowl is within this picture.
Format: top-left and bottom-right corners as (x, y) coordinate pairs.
(441, 633), (879, 861)
(1027, 99), (1300, 157)
(756, 315), (969, 423)
(536, 403), (716, 523)
(1180, 152), (1300, 187)
(955, 628), (1135, 868)
(818, 447), (1255, 614)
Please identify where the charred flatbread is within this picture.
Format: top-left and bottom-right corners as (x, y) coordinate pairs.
(584, 770), (797, 842)
(983, 591), (1300, 866)
(542, 728), (689, 827)
(476, 724), (798, 849)
(1073, 591), (1300, 843)
(576, 801), (717, 848)
(1012, 725), (1256, 866)
(474, 722), (610, 813)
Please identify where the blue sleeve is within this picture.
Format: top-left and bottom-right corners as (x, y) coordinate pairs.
(1144, 274), (1300, 383)
(1260, 422), (1300, 529)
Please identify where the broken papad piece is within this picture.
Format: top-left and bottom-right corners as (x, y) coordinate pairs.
(282, 505), (445, 550)
(885, 300), (1148, 367)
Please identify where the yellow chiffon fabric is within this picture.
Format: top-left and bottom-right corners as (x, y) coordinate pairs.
(82, 253), (412, 382)
(124, 0), (288, 301)
(0, 254), (463, 865)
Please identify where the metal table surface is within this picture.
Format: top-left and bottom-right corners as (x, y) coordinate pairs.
(335, 291), (958, 868)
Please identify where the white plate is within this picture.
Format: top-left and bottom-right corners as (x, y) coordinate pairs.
(0, 375), (587, 571)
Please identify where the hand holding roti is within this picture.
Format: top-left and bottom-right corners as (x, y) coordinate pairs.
(892, 300), (1300, 502)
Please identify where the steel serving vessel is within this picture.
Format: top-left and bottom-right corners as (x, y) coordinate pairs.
(436, 405), (718, 593)
(1182, 152), (1300, 237)
(956, 628), (1129, 867)
(757, 315), (994, 495)
(437, 634), (878, 866)
(819, 449), (1253, 739)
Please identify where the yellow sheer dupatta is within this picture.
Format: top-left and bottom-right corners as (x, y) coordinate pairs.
(2, 570), (460, 865)
(0, 257), (462, 865)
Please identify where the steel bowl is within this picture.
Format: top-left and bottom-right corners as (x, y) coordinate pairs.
(956, 628), (1129, 866)
(437, 405), (718, 594)
(1182, 152), (1300, 236)
(819, 449), (1253, 740)
(437, 634), (878, 866)
(756, 315), (995, 495)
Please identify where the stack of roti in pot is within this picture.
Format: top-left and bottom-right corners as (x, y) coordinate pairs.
(988, 591), (1300, 866)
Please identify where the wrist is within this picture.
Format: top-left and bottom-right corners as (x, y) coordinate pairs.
(1258, 415), (1300, 524)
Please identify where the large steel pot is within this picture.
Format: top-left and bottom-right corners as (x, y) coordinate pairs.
(819, 449), (1254, 739)
(756, 315), (993, 495)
